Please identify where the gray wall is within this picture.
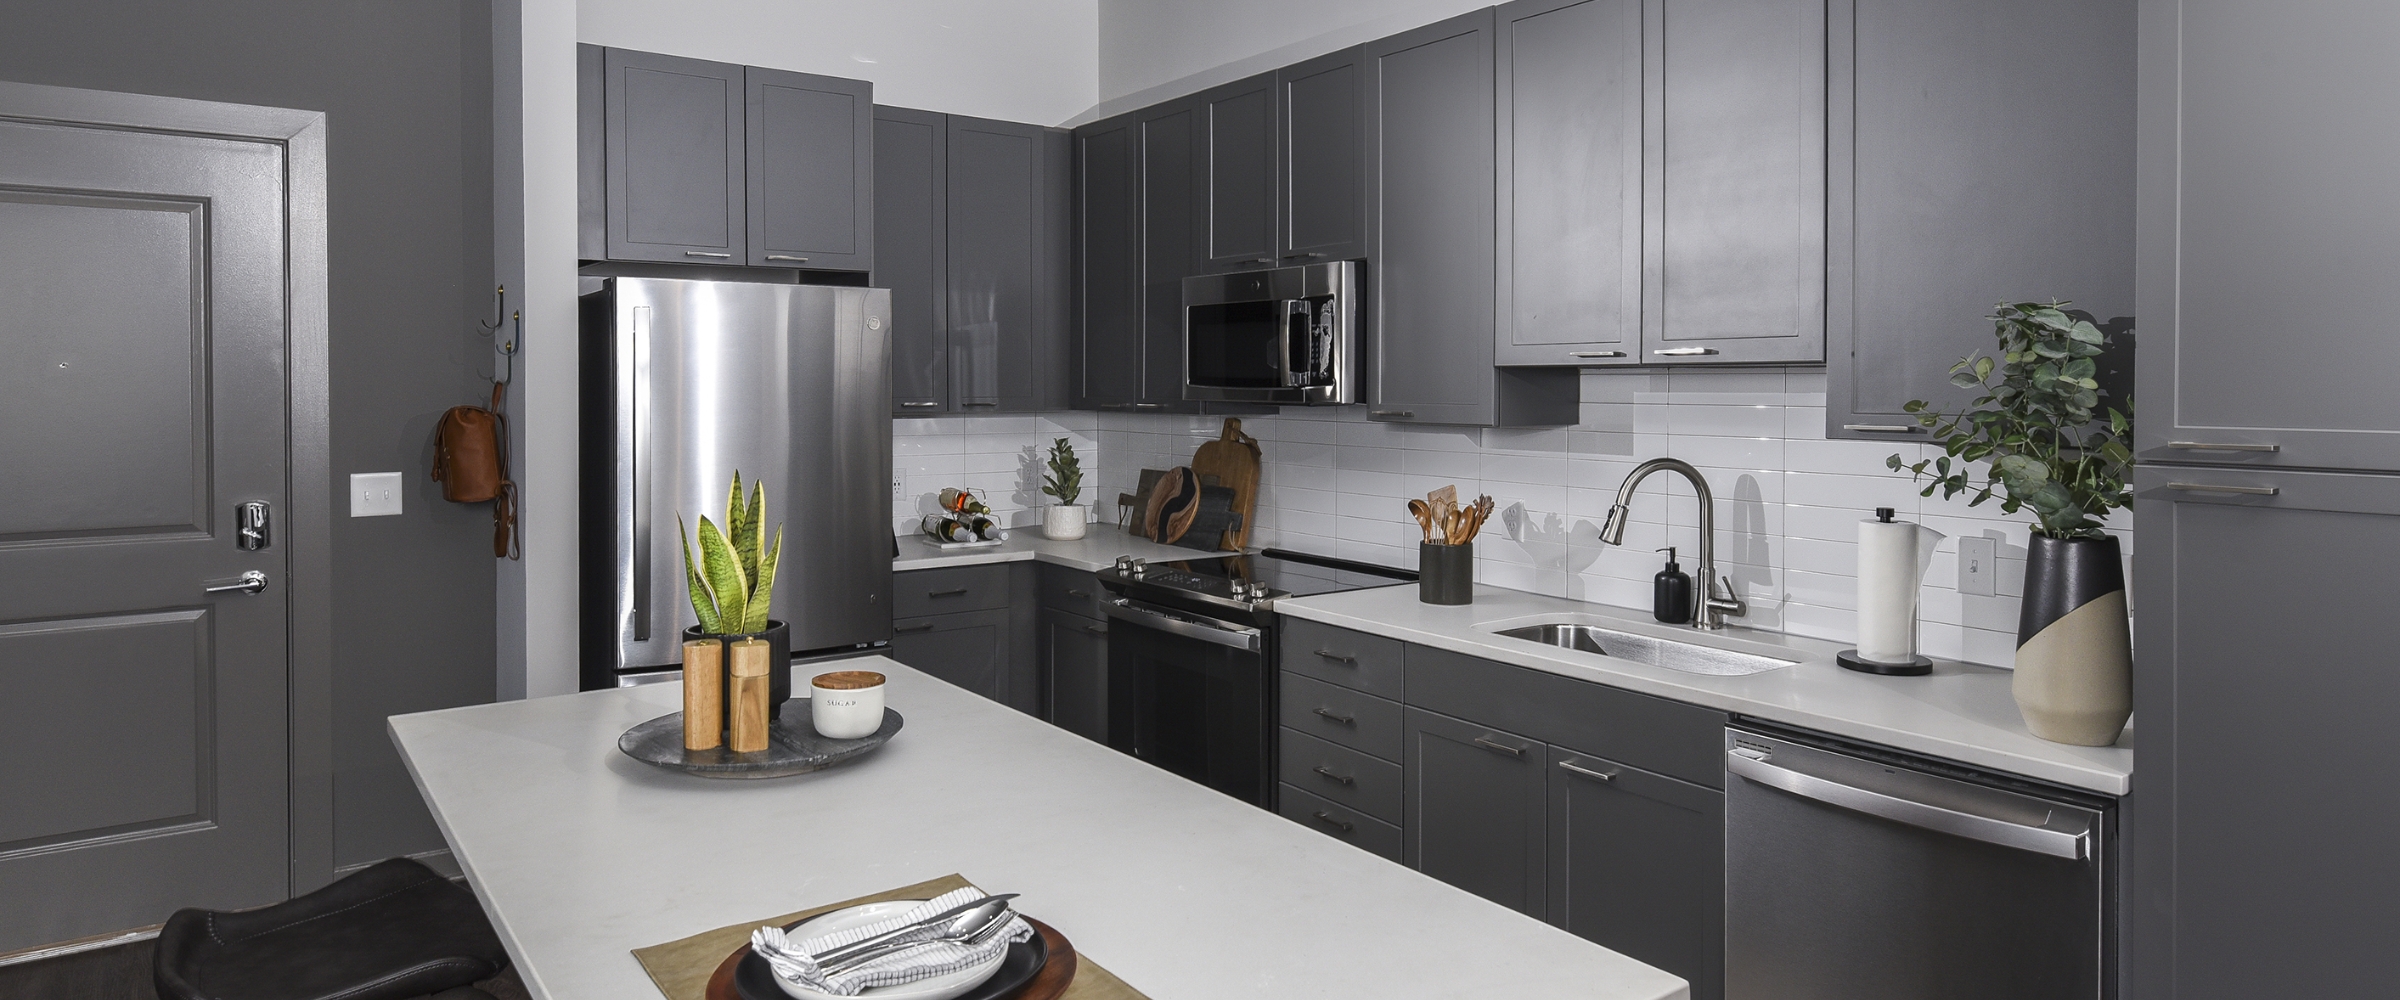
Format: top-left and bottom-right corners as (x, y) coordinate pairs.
(0, 0), (498, 882)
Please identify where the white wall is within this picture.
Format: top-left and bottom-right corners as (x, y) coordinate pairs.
(1080, 0), (1489, 124)
(578, 0), (1098, 125)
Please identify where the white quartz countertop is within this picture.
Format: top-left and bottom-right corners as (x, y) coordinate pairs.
(1275, 585), (2134, 795)
(893, 525), (1230, 572)
(388, 657), (1686, 1000)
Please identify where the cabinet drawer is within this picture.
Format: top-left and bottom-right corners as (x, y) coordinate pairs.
(1280, 618), (1403, 699)
(1406, 643), (1729, 788)
(1279, 728), (1402, 824)
(893, 564), (1010, 618)
(1036, 563), (1107, 620)
(1279, 783), (1402, 863)
(1280, 672), (1402, 762)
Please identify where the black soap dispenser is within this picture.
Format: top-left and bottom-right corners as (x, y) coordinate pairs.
(1654, 546), (1694, 624)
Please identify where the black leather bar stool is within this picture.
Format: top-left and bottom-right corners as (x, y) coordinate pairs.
(154, 857), (509, 1000)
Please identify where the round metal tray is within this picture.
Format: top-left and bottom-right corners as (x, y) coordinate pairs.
(619, 699), (903, 779)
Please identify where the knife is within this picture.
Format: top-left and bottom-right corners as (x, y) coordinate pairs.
(804, 893), (1021, 965)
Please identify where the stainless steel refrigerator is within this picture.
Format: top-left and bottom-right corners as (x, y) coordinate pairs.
(580, 277), (893, 689)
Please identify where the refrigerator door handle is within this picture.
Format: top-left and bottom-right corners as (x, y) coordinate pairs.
(631, 305), (652, 642)
(1726, 748), (2089, 860)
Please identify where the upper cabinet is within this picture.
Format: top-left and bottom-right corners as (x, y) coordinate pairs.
(1279, 47), (1370, 265)
(875, 107), (948, 414)
(1133, 97), (1207, 413)
(2133, 1), (2400, 473)
(1200, 72), (1280, 273)
(598, 47), (747, 264)
(1827, 0), (2133, 441)
(1073, 113), (1143, 410)
(746, 67), (873, 270)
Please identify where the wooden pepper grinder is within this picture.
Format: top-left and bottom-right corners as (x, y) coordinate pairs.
(727, 638), (772, 753)
(682, 639), (723, 751)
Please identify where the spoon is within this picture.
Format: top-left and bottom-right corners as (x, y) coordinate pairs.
(806, 893), (1019, 966)
(1406, 499), (1434, 544)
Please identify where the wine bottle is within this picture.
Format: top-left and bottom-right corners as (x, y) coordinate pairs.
(965, 514), (1007, 542)
(920, 514), (970, 542)
(938, 487), (990, 515)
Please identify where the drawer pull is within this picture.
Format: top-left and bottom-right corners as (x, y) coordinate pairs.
(1369, 410), (1413, 419)
(1067, 589), (1090, 598)
(1559, 760), (1619, 782)
(1653, 347), (1719, 357)
(901, 401), (941, 409)
(2167, 482), (2278, 496)
(1312, 707), (1355, 725)
(1313, 649), (1358, 664)
(683, 251), (733, 259)
(1311, 811), (1354, 833)
(1472, 736), (1526, 757)
(895, 623), (937, 634)
(1081, 624), (1108, 636)
(2167, 441), (2278, 453)
(1842, 424), (1918, 433)
(928, 587), (970, 597)
(1568, 351), (1626, 359)
(764, 254), (809, 263)
(1312, 765), (1355, 786)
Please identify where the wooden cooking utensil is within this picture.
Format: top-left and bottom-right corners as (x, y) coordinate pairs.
(1407, 499), (1435, 544)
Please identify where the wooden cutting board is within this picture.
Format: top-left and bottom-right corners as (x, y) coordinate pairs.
(1187, 418), (1260, 550)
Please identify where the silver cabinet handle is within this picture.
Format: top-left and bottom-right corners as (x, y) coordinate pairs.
(1312, 707), (1355, 725)
(683, 251), (733, 259)
(1098, 403), (1134, 411)
(1369, 410), (1413, 418)
(1727, 748), (2088, 860)
(1558, 759), (1618, 782)
(1842, 424), (1918, 433)
(2167, 441), (2278, 452)
(205, 570), (269, 595)
(928, 587), (970, 597)
(1568, 351), (1626, 359)
(894, 622), (937, 634)
(2167, 482), (2279, 496)
(764, 254), (808, 262)
(1314, 649), (1357, 664)
(1312, 765), (1355, 785)
(1311, 810), (1354, 833)
(1653, 347), (1720, 356)
(1248, 257), (1275, 264)
(1132, 403), (1166, 410)
(901, 401), (941, 408)
(1472, 736), (1526, 757)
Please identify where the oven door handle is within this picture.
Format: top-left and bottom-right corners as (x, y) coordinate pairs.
(1726, 749), (2089, 860)
(1103, 601), (1262, 653)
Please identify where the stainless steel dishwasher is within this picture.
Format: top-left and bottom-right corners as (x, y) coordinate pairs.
(1724, 724), (2115, 999)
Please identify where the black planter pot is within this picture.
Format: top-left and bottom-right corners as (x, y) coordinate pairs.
(2014, 536), (2131, 746)
(683, 620), (790, 738)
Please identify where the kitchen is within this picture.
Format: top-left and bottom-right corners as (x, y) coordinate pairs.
(0, 1), (2390, 999)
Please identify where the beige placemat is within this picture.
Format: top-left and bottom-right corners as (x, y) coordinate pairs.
(631, 873), (1147, 1000)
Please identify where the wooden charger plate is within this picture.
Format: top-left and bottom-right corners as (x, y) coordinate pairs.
(705, 918), (1077, 1000)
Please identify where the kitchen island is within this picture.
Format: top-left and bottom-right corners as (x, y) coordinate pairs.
(390, 657), (1686, 1000)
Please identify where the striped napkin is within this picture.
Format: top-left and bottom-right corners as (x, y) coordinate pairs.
(749, 887), (1033, 997)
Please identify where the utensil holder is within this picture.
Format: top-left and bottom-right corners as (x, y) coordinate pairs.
(1419, 542), (1473, 605)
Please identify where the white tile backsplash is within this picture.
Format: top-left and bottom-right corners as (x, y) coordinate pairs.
(891, 412), (1099, 535)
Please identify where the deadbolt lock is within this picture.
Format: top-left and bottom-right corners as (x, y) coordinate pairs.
(237, 501), (271, 551)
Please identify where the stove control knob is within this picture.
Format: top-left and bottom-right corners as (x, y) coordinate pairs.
(1128, 558), (1147, 577)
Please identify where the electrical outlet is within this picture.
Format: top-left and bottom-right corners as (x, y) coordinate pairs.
(351, 472), (403, 517)
(1959, 535), (1997, 596)
(892, 478), (905, 501)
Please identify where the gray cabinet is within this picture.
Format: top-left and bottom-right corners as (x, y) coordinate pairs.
(1278, 46), (1369, 265)
(1200, 72), (1280, 273)
(1495, 0), (1645, 368)
(1365, 9), (1580, 426)
(1549, 748), (1724, 1000)
(875, 106), (948, 414)
(889, 606), (1010, 704)
(1072, 113), (1142, 410)
(1135, 98), (1205, 414)
(2133, 2), (2400, 473)
(1644, 0), (1827, 364)
(947, 115), (1071, 412)
(1037, 607), (1108, 743)
(746, 67), (872, 270)
(600, 47), (746, 264)
(1403, 706), (1548, 917)
(1827, 0), (2133, 440)
(2132, 467), (2400, 998)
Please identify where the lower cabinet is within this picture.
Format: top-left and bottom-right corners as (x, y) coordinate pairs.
(1038, 607), (1108, 742)
(888, 607), (1009, 703)
(1402, 707), (1549, 917)
(1279, 784), (1402, 862)
(1549, 747), (1724, 1000)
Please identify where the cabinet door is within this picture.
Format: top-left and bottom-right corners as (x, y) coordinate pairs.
(1074, 114), (1142, 410)
(1645, 0), (1826, 364)
(2134, 2), (2400, 473)
(1201, 71), (1280, 273)
(1549, 749), (1724, 1000)
(889, 607), (1010, 704)
(1038, 608), (1108, 743)
(1827, 0), (2132, 440)
(1403, 706), (1547, 917)
(2132, 467), (2400, 998)
(876, 106), (948, 415)
(746, 67), (872, 270)
(1136, 98), (1204, 412)
(1279, 46), (1368, 264)
(604, 48), (745, 264)
(946, 115), (1054, 412)
(1495, 0), (1644, 368)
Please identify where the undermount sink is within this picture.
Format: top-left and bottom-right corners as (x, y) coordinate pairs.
(1492, 623), (1796, 676)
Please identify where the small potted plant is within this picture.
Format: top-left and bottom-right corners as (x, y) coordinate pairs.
(679, 471), (788, 748)
(1888, 301), (2134, 747)
(1040, 437), (1087, 540)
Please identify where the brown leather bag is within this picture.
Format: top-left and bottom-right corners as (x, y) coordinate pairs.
(432, 382), (518, 558)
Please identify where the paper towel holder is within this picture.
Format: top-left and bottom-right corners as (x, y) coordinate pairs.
(1838, 508), (1935, 675)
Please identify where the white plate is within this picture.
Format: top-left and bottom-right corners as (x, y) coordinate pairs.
(768, 900), (1008, 1000)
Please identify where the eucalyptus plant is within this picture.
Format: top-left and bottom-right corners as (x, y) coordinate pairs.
(1041, 437), (1083, 506)
(679, 470), (783, 635)
(1886, 301), (2134, 539)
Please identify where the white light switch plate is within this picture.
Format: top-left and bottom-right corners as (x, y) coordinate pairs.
(1958, 535), (1997, 596)
(351, 472), (404, 517)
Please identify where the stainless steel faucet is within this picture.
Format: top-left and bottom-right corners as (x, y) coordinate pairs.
(1599, 458), (1747, 630)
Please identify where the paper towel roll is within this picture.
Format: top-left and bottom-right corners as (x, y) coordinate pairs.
(1856, 516), (1944, 664)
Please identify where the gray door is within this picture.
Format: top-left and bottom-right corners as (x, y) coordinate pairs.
(1138, 98), (1204, 412)
(2132, 466), (2400, 998)
(1278, 46), (1368, 264)
(1647, 0), (1827, 364)
(1496, 0), (1645, 367)
(876, 106), (948, 414)
(891, 610), (1011, 704)
(2134, 1), (2400, 472)
(1827, 0), (2133, 440)
(746, 66), (872, 270)
(0, 113), (291, 948)
(1074, 114), (1142, 409)
(604, 47), (745, 264)
(1201, 71), (1279, 273)
(1038, 608), (1107, 742)
(1402, 707), (1547, 917)
(1549, 749), (1724, 1000)
(946, 115), (1052, 412)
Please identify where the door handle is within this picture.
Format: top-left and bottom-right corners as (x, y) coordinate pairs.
(901, 401), (941, 409)
(1841, 424), (1919, 434)
(1472, 736), (1526, 757)
(2166, 440), (2278, 452)
(1568, 351), (1626, 359)
(1726, 748), (2089, 860)
(1653, 347), (1720, 357)
(1313, 649), (1358, 664)
(1311, 707), (1355, 725)
(2166, 482), (2278, 496)
(1311, 811), (1354, 833)
(1368, 410), (1413, 419)
(1558, 759), (1618, 782)
(1312, 765), (1355, 785)
(205, 570), (270, 595)
(894, 622), (937, 634)
(683, 251), (733, 259)
(928, 587), (970, 597)
(764, 254), (809, 263)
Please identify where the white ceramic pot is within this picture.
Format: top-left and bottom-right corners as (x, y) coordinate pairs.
(1042, 504), (1088, 540)
(809, 670), (886, 740)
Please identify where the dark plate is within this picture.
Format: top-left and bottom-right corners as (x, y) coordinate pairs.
(730, 909), (1050, 1000)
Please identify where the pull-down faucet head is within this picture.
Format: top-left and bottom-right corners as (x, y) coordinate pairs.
(1599, 503), (1632, 545)
(1599, 457), (1746, 629)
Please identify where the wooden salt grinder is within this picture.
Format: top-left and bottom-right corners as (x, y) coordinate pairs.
(728, 638), (772, 753)
(682, 639), (723, 750)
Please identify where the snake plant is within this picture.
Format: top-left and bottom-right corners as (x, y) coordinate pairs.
(679, 470), (783, 635)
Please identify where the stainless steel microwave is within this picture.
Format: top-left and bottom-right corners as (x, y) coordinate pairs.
(1181, 260), (1360, 405)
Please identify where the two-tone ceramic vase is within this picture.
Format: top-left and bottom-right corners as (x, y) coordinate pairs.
(2013, 536), (2131, 746)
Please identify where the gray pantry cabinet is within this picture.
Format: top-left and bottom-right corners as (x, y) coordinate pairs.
(746, 67), (873, 270)
(1277, 46), (1370, 265)
(1134, 97), (1207, 414)
(1826, 0), (2134, 440)
(1364, 9), (1580, 426)
(1072, 112), (1143, 410)
(1199, 71), (1280, 273)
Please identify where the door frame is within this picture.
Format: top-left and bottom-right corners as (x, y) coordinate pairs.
(0, 80), (335, 896)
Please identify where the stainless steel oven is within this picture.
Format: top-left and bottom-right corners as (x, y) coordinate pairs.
(1181, 259), (1359, 405)
(1102, 598), (1273, 806)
